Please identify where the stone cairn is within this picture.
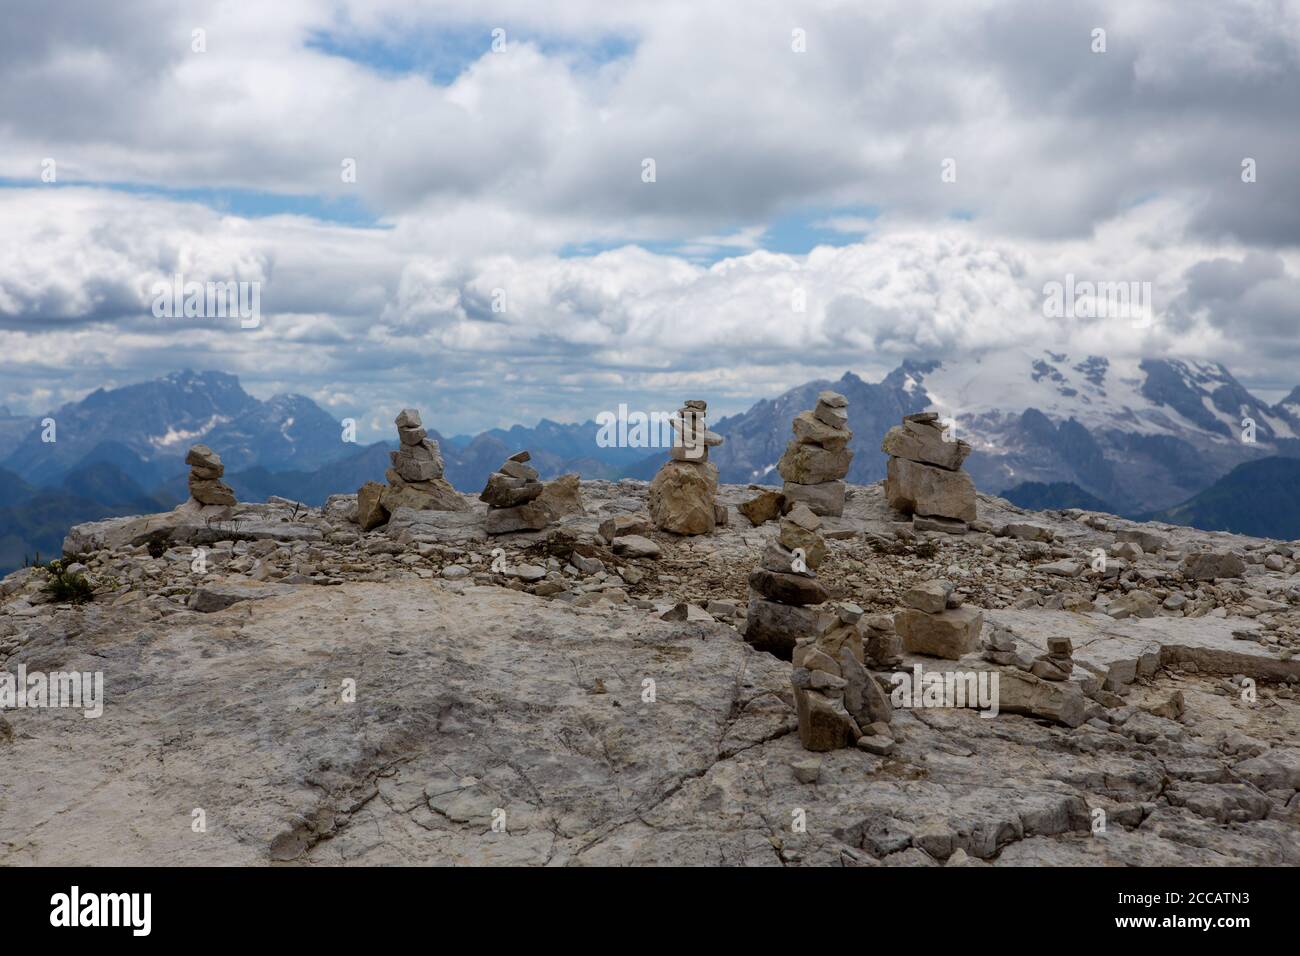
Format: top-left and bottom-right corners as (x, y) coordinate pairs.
(739, 498), (896, 753)
(743, 501), (828, 659)
(356, 408), (467, 531)
(894, 579), (983, 660)
(186, 444), (235, 506)
(881, 412), (976, 531)
(778, 390), (852, 516)
(648, 399), (725, 535)
(481, 451), (552, 534)
(1031, 636), (1074, 681)
(791, 602), (896, 754)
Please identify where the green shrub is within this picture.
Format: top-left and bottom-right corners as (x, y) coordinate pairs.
(42, 559), (96, 605)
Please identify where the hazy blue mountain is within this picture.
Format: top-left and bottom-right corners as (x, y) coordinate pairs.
(3, 355), (1299, 570)
(1000, 481), (1116, 514)
(1149, 457), (1300, 539)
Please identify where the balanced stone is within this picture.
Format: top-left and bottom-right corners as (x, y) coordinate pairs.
(482, 451), (550, 534)
(649, 399), (722, 536)
(185, 444), (236, 506)
(360, 409), (468, 527)
(781, 480), (845, 517)
(748, 568), (829, 606)
(792, 411), (850, 450)
(881, 411), (978, 526)
(481, 472), (544, 508)
(895, 606), (983, 659)
(778, 393), (853, 517)
(778, 440), (852, 485)
(743, 596), (820, 659)
(881, 417), (971, 471)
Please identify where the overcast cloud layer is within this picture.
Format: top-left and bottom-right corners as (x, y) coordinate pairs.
(1, 0), (1298, 437)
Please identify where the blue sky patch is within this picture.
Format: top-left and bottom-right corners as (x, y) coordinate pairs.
(306, 21), (636, 85)
(1, 178), (383, 226)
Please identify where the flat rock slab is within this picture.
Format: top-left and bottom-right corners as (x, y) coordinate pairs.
(188, 580), (303, 613)
(0, 581), (787, 865)
(984, 609), (1296, 688)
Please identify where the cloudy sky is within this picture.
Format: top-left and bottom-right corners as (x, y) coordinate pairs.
(2, 0), (1298, 438)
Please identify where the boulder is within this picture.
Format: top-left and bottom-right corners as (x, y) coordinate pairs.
(880, 419), (971, 471)
(599, 514), (652, 542)
(480, 472), (544, 508)
(380, 472), (470, 513)
(994, 668), (1087, 727)
(536, 474), (585, 518)
(902, 580), (953, 614)
(485, 502), (552, 534)
(895, 606), (983, 659)
(188, 475), (237, 506)
(648, 460), (716, 535)
(612, 534), (662, 559)
(185, 445), (223, 471)
(392, 441), (444, 482)
(839, 647), (893, 726)
(781, 480), (845, 517)
(778, 518), (827, 570)
(356, 481), (389, 531)
(777, 440), (852, 484)
(738, 490), (785, 526)
(792, 688), (855, 752)
(188, 581), (299, 613)
(792, 411), (851, 450)
(747, 568), (830, 606)
(884, 457), (977, 522)
(1183, 551), (1246, 581)
(743, 596), (821, 660)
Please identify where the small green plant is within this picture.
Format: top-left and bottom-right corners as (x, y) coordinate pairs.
(23, 550), (43, 569)
(42, 559), (96, 605)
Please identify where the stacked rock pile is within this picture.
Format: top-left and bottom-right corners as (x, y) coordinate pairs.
(778, 390), (852, 516)
(742, 502), (829, 659)
(1031, 636), (1074, 681)
(481, 451), (552, 534)
(648, 399), (725, 535)
(791, 603), (895, 753)
(881, 412), (977, 531)
(356, 408), (467, 530)
(894, 579), (984, 660)
(186, 444), (236, 506)
(862, 612), (904, 669)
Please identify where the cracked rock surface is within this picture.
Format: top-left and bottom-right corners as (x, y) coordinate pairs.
(1, 479), (1297, 865)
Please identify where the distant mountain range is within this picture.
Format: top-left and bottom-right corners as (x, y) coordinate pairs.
(2, 352), (1298, 572)
(1147, 457), (1300, 540)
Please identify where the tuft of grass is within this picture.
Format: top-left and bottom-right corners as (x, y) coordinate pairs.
(42, 559), (96, 605)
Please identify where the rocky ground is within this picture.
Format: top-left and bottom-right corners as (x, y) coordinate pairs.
(1, 479), (1298, 865)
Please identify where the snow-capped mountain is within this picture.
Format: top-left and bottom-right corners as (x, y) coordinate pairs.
(707, 350), (1300, 514)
